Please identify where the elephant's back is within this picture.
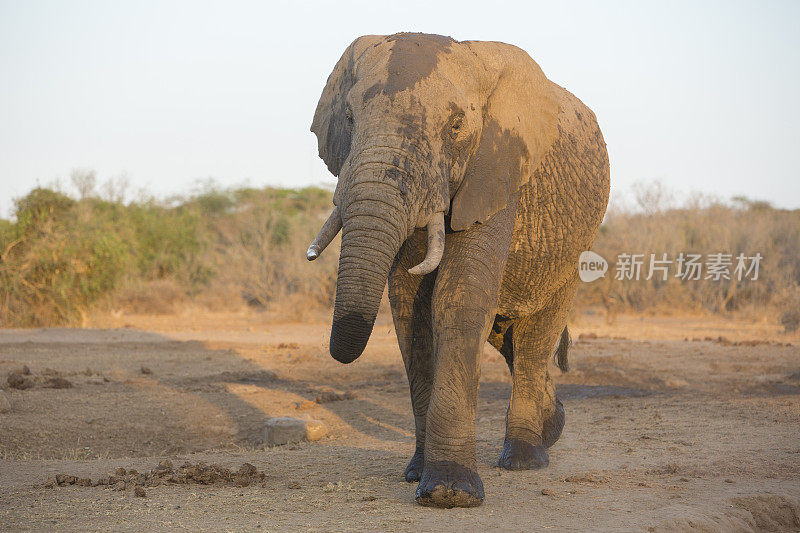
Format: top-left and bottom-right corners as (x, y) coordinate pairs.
(498, 83), (610, 316)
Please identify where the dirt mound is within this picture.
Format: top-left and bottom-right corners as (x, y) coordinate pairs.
(6, 366), (75, 390)
(731, 494), (800, 532)
(2, 364), (112, 392)
(52, 461), (268, 494)
(652, 494), (800, 532)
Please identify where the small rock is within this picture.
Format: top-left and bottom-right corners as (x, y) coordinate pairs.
(134, 486), (147, 498)
(7, 373), (32, 390)
(45, 377), (73, 389)
(541, 488), (556, 496)
(277, 342), (299, 350)
(55, 474), (78, 486)
(0, 389), (11, 413)
(140, 366), (152, 375)
(295, 400), (316, 411)
(287, 481), (302, 489)
(314, 390), (356, 404)
(264, 417), (327, 446)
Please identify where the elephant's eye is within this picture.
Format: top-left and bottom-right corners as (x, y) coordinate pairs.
(450, 115), (463, 137)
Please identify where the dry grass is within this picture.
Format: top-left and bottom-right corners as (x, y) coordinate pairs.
(576, 184), (800, 330)
(1, 178), (796, 329)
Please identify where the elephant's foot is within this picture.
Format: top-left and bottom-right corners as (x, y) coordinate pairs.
(403, 448), (424, 482)
(498, 438), (549, 470)
(542, 397), (565, 448)
(415, 460), (484, 508)
(500, 395), (564, 469)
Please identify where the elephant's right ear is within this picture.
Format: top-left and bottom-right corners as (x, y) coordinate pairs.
(311, 36), (383, 177)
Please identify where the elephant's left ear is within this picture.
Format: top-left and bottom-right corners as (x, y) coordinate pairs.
(311, 35), (384, 177)
(450, 44), (559, 231)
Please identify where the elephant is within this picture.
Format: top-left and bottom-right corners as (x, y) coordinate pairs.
(306, 33), (610, 508)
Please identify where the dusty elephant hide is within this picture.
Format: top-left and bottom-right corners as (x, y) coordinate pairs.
(307, 32), (610, 508)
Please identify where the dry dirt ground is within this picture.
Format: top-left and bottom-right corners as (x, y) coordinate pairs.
(1, 309), (799, 531)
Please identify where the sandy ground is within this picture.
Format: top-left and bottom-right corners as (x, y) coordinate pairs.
(0, 309), (798, 531)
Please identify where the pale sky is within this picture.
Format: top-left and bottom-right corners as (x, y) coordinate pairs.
(1, 0), (799, 217)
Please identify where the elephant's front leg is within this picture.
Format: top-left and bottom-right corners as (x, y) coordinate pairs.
(388, 232), (436, 482)
(415, 208), (515, 508)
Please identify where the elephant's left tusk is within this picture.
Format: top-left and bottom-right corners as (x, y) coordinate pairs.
(408, 211), (445, 275)
(307, 206), (342, 261)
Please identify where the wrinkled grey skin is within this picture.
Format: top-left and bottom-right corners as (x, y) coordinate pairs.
(309, 33), (610, 508)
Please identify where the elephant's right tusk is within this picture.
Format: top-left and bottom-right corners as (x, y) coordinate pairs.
(307, 206), (342, 261)
(408, 211), (445, 275)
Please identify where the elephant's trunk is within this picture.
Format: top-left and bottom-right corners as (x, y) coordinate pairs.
(329, 182), (407, 364)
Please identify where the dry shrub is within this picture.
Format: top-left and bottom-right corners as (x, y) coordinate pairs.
(113, 279), (185, 315)
(576, 182), (800, 321)
(205, 188), (339, 315)
(3, 177), (796, 327)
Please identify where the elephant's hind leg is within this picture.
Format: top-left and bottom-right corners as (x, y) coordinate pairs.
(498, 281), (576, 470)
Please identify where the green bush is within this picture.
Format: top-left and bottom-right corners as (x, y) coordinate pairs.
(0, 190), (129, 326)
(0, 183), (337, 326)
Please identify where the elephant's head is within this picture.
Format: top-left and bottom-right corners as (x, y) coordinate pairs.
(308, 33), (559, 364)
